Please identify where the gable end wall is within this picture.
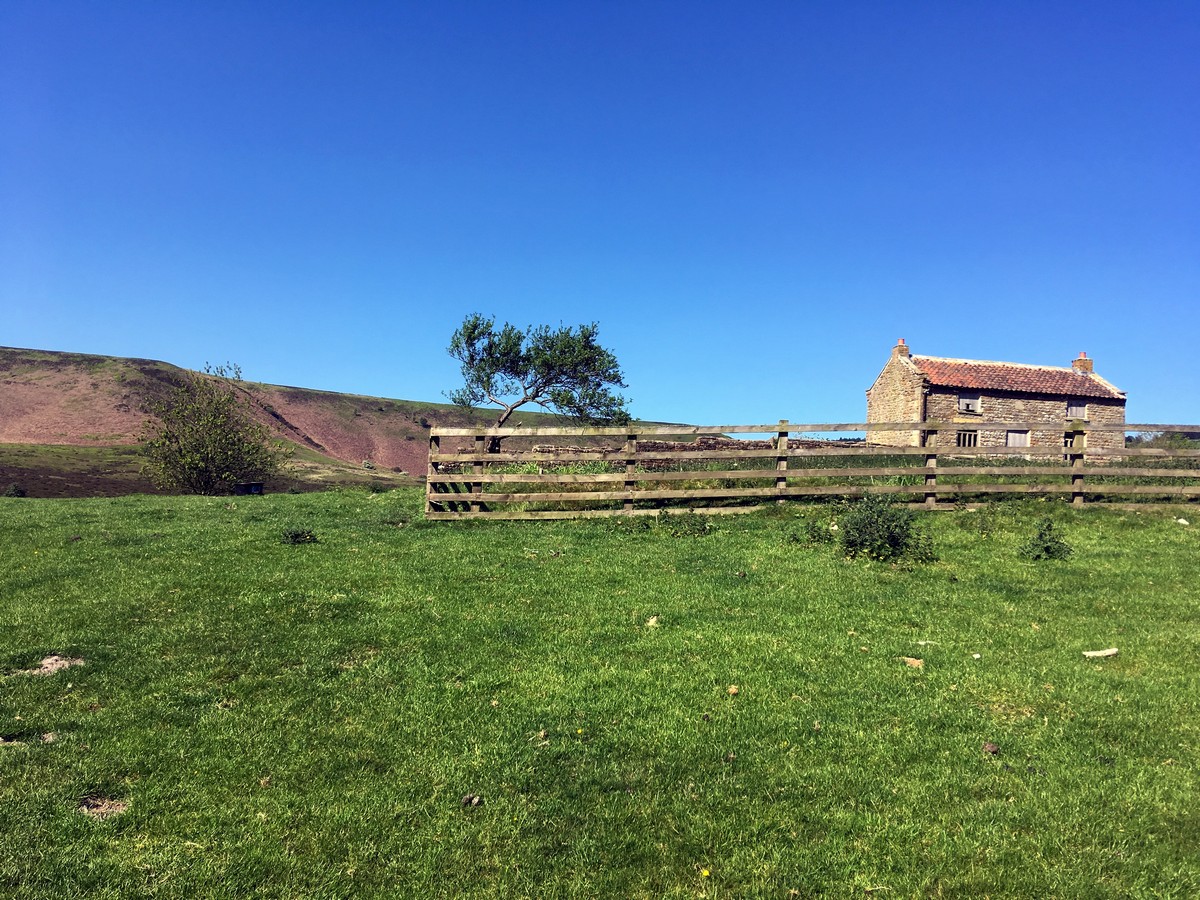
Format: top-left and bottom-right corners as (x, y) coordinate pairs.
(865, 356), (925, 447)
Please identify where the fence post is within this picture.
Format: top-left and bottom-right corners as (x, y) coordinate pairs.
(923, 429), (938, 508)
(623, 432), (637, 513)
(426, 433), (442, 514)
(1071, 425), (1087, 507)
(471, 434), (485, 514)
(776, 420), (789, 504)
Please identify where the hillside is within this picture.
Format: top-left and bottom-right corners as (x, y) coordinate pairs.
(0, 346), (538, 496)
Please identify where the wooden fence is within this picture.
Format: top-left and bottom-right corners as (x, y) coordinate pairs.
(425, 421), (1200, 520)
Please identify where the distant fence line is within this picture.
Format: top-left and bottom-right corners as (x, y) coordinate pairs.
(425, 421), (1200, 520)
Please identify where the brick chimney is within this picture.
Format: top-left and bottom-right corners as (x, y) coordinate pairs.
(893, 338), (911, 358)
(1071, 351), (1094, 374)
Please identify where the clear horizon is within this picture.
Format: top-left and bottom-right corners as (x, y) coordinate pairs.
(3, 2), (1197, 424)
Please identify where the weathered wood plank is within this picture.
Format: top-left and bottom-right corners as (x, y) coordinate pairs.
(425, 505), (766, 521)
(788, 447), (926, 457)
(469, 484), (934, 504)
(786, 466), (932, 478)
(932, 466), (1074, 477)
(1080, 467), (1200, 478)
(929, 483), (1074, 495)
(430, 451), (631, 463)
(428, 464), (1006, 486)
(431, 420), (1194, 438)
(434, 448), (785, 463)
(471, 487), (778, 503)
(1094, 448), (1200, 459)
(1124, 424), (1200, 433)
(430, 469), (783, 484)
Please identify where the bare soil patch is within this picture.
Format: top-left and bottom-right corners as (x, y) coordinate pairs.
(79, 796), (128, 819)
(0, 731), (56, 746)
(15, 655), (85, 676)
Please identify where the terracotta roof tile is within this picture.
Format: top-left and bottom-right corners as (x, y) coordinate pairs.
(911, 356), (1123, 400)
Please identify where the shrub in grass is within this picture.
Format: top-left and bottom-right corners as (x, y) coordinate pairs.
(3, 483), (27, 497)
(838, 495), (935, 562)
(1020, 517), (1072, 560)
(281, 527), (319, 545)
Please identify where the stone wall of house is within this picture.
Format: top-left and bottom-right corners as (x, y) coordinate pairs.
(1075, 399), (1126, 454)
(865, 353), (925, 447)
(924, 390), (1126, 454)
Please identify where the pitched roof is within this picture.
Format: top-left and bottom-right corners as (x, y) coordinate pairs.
(910, 355), (1124, 400)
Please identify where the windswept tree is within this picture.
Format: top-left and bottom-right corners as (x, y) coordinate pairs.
(447, 315), (631, 434)
(141, 368), (289, 495)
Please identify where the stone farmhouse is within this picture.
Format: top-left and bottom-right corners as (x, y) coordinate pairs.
(865, 340), (1126, 453)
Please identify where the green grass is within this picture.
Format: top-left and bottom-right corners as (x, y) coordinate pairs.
(1, 492), (1198, 897)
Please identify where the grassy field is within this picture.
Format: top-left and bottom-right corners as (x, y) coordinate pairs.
(1, 491), (1198, 898)
(0, 443), (417, 499)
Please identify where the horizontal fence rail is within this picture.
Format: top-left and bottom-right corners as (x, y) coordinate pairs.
(425, 421), (1200, 520)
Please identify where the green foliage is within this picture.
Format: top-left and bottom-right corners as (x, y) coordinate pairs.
(1020, 517), (1073, 560)
(203, 360), (243, 380)
(280, 527), (318, 544)
(447, 313), (630, 428)
(1126, 430), (1200, 450)
(3, 483), (26, 498)
(141, 372), (289, 495)
(838, 495), (936, 562)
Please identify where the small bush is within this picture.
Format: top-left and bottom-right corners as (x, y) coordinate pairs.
(838, 495), (935, 562)
(141, 372), (289, 495)
(1020, 518), (1072, 560)
(3, 484), (27, 498)
(281, 528), (319, 545)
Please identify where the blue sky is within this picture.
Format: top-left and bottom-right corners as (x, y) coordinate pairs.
(3, 2), (1197, 425)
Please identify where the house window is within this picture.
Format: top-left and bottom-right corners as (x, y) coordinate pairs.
(958, 393), (982, 414)
(1067, 399), (1086, 418)
(956, 430), (978, 448)
(1006, 430), (1030, 448)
